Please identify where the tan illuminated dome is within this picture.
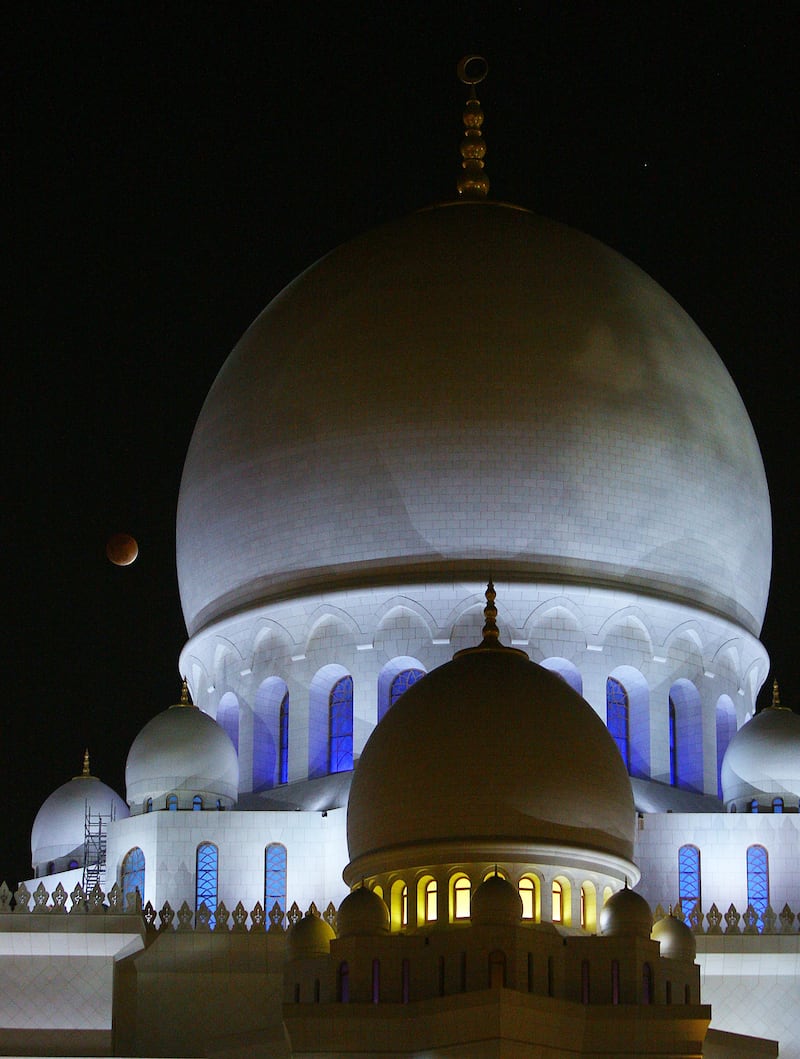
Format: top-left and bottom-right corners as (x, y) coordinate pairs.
(345, 614), (637, 884)
(600, 884), (653, 939)
(652, 913), (696, 961)
(177, 202), (770, 641)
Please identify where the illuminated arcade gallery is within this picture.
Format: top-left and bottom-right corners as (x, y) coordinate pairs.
(2, 65), (798, 1058)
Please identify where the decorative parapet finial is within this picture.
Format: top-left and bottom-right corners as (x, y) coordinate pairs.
(454, 582), (528, 659)
(456, 55), (489, 200)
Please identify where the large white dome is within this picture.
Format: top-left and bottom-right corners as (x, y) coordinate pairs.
(177, 202), (770, 640)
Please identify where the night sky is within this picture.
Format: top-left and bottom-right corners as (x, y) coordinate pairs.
(5, 5), (797, 889)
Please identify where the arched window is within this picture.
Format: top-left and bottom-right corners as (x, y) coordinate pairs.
(424, 879), (437, 923)
(167, 794), (178, 811)
(145, 798), (152, 813)
(519, 876), (538, 921)
(552, 879), (564, 924)
(669, 699), (678, 786)
(580, 883), (597, 931)
(773, 798), (783, 814)
(746, 845), (769, 931)
(216, 692), (240, 754)
(121, 847), (145, 907)
(453, 876), (471, 920)
(750, 799), (759, 813)
(678, 845), (701, 915)
(401, 884), (408, 927)
(192, 795), (203, 811)
(377, 658), (426, 722)
(329, 675), (354, 773)
(265, 843), (287, 918)
(196, 842), (218, 928)
(279, 691), (289, 784)
(606, 677), (630, 771)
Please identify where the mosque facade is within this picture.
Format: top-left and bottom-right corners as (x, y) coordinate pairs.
(2, 73), (799, 1058)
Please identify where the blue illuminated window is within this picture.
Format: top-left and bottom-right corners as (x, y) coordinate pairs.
(328, 675), (353, 774)
(379, 668), (425, 722)
(746, 845), (769, 932)
(606, 677), (630, 771)
(279, 691), (289, 785)
(121, 847), (145, 907)
(773, 798), (783, 814)
(192, 795), (203, 811)
(669, 699), (678, 786)
(167, 794), (178, 811)
(196, 843), (218, 928)
(678, 845), (701, 914)
(265, 843), (287, 918)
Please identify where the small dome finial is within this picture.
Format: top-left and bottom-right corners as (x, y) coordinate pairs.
(772, 679), (781, 708)
(456, 55), (489, 200)
(453, 582), (528, 659)
(81, 748), (91, 777)
(180, 678), (192, 707)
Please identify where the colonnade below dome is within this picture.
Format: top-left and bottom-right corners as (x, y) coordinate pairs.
(179, 583), (769, 806)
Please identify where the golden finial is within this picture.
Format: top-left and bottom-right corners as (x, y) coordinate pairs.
(179, 677), (194, 707)
(456, 55), (489, 200)
(454, 582), (528, 659)
(82, 749), (91, 777)
(772, 679), (780, 708)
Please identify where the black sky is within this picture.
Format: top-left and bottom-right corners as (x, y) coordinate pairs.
(5, 4), (797, 889)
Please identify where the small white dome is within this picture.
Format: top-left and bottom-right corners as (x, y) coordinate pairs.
(651, 913), (696, 961)
(721, 692), (800, 810)
(31, 755), (128, 872)
(599, 885), (653, 939)
(125, 688), (239, 811)
(337, 886), (390, 937)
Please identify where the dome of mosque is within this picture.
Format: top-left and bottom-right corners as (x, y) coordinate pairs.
(287, 912), (336, 959)
(599, 885), (653, 939)
(651, 913), (697, 961)
(31, 753), (129, 872)
(336, 886), (390, 937)
(125, 685), (239, 811)
(721, 685), (800, 810)
(345, 598), (637, 884)
(177, 201), (770, 642)
(471, 873), (523, 926)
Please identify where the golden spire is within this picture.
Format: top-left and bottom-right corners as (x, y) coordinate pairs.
(179, 677), (194, 707)
(456, 55), (489, 200)
(75, 748), (93, 779)
(771, 679), (789, 710)
(454, 582), (528, 659)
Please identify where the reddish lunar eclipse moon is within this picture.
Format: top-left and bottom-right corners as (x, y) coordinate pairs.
(106, 532), (138, 566)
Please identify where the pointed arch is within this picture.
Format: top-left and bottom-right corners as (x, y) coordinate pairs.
(216, 691), (240, 754)
(253, 677), (289, 789)
(309, 664), (351, 779)
(715, 695), (736, 798)
(378, 657), (426, 722)
(540, 657), (583, 695)
(606, 666), (650, 778)
(121, 847), (145, 907)
(669, 679), (703, 792)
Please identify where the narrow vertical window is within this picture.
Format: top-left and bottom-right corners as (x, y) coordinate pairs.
(387, 668), (424, 715)
(678, 845), (701, 916)
(372, 958), (380, 1003)
(642, 962), (653, 1004)
(750, 799), (759, 813)
(192, 795), (203, 811)
(401, 884), (408, 927)
(279, 691), (289, 785)
(669, 698), (678, 786)
(489, 950), (506, 989)
(606, 677), (630, 771)
(773, 798), (783, 813)
(552, 879), (563, 923)
(338, 961), (349, 1003)
(167, 794), (178, 811)
(611, 960), (620, 1005)
(145, 798), (152, 813)
(519, 877), (536, 920)
(746, 845), (769, 931)
(196, 842), (218, 928)
(265, 843), (287, 918)
(581, 959), (590, 1004)
(454, 876), (471, 920)
(425, 879), (437, 922)
(121, 847), (145, 907)
(580, 885), (586, 928)
(401, 959), (410, 1004)
(328, 675), (353, 774)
